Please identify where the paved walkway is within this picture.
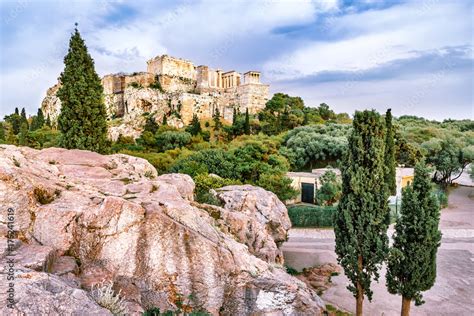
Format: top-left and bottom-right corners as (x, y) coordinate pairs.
(282, 186), (474, 315)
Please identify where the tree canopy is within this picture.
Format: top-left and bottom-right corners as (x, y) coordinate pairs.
(57, 26), (108, 153)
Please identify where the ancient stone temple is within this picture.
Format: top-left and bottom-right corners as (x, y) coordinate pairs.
(41, 55), (270, 139)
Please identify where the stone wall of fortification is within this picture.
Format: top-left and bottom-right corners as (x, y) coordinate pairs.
(237, 83), (269, 114)
(147, 55), (196, 80)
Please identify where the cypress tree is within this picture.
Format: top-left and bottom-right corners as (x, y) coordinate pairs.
(385, 109), (396, 195)
(57, 25), (108, 153)
(213, 108), (222, 131)
(162, 115), (168, 126)
(232, 107), (238, 126)
(30, 109), (45, 131)
(244, 108), (250, 135)
(18, 122), (28, 146)
(0, 122), (5, 141)
(37, 108), (45, 128)
(14, 107), (19, 115)
(334, 110), (390, 316)
(186, 114), (202, 136)
(144, 115), (159, 134)
(20, 108), (29, 130)
(4, 110), (21, 135)
(386, 162), (442, 316)
(46, 115), (52, 128)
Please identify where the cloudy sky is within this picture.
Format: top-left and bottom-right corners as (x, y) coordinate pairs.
(0, 0), (472, 120)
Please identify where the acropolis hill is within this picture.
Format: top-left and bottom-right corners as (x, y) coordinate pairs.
(41, 54), (270, 139)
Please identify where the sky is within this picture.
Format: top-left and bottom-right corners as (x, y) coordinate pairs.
(0, 0), (472, 120)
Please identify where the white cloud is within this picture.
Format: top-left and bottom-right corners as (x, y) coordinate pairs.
(263, 0), (472, 80)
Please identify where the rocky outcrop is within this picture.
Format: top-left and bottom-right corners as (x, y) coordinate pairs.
(209, 185), (291, 264)
(0, 145), (324, 315)
(40, 83), (61, 125)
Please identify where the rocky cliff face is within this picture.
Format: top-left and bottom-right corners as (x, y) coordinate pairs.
(0, 145), (324, 315)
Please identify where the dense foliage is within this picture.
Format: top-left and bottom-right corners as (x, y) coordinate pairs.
(384, 109), (397, 195)
(57, 27), (108, 153)
(283, 124), (349, 170)
(334, 110), (390, 316)
(315, 170), (342, 206)
(386, 162), (442, 314)
(287, 205), (336, 227)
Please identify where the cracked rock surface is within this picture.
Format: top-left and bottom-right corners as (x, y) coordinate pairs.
(0, 145), (324, 315)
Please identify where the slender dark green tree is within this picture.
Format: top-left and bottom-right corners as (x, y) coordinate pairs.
(0, 122), (5, 141)
(20, 108), (29, 130)
(232, 107), (238, 126)
(36, 108), (45, 128)
(144, 115), (159, 134)
(4, 110), (21, 134)
(18, 122), (28, 146)
(30, 108), (46, 131)
(14, 107), (19, 115)
(57, 25), (108, 153)
(46, 115), (52, 128)
(385, 109), (396, 195)
(244, 108), (250, 135)
(186, 114), (202, 136)
(386, 162), (442, 316)
(213, 108), (222, 131)
(162, 115), (168, 126)
(334, 110), (390, 316)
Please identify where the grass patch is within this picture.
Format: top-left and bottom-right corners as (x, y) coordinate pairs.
(119, 178), (133, 184)
(325, 304), (352, 316)
(34, 187), (57, 204)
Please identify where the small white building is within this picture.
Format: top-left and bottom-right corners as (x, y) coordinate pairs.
(287, 167), (414, 205)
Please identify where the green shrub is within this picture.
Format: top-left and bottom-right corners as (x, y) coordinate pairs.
(285, 265), (300, 275)
(194, 173), (240, 205)
(435, 189), (448, 208)
(149, 75), (164, 92)
(287, 204), (336, 227)
(128, 82), (143, 89)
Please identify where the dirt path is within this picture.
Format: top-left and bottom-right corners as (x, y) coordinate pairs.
(282, 186), (474, 315)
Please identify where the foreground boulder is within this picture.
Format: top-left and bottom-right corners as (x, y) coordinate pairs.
(0, 145), (324, 315)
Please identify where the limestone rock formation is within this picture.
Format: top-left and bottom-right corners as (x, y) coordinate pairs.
(41, 54), (270, 140)
(209, 185), (291, 264)
(0, 145), (324, 315)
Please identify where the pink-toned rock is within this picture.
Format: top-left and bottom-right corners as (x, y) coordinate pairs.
(213, 185), (292, 263)
(0, 145), (324, 315)
(156, 173), (195, 201)
(51, 256), (79, 276)
(0, 271), (112, 315)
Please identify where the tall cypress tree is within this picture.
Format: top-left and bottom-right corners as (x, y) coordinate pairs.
(0, 122), (5, 141)
(144, 115), (159, 134)
(244, 108), (250, 135)
(30, 108), (46, 131)
(213, 108), (222, 131)
(386, 162), (442, 316)
(18, 122), (28, 146)
(334, 110), (390, 316)
(385, 109), (396, 195)
(186, 114), (202, 136)
(20, 108), (29, 130)
(57, 25), (108, 153)
(37, 108), (45, 128)
(46, 115), (52, 128)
